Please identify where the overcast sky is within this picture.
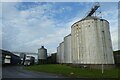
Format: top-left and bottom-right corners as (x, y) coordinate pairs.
(1, 2), (118, 54)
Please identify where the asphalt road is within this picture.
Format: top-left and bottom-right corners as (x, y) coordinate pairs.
(2, 65), (65, 78)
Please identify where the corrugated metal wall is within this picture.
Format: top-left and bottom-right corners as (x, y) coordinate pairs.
(71, 17), (114, 64)
(38, 47), (47, 60)
(64, 34), (72, 63)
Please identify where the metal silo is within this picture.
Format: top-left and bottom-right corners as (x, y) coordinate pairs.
(64, 34), (72, 63)
(38, 46), (47, 64)
(57, 45), (60, 63)
(60, 42), (64, 63)
(71, 16), (114, 64)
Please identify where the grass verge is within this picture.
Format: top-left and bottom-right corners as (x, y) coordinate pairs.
(24, 64), (119, 78)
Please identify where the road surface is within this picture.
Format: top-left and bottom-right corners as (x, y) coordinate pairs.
(2, 65), (65, 78)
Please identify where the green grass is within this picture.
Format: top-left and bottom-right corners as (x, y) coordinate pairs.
(24, 64), (119, 78)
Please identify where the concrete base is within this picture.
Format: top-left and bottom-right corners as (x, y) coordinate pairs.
(38, 59), (47, 64)
(89, 64), (115, 69)
(70, 64), (115, 69)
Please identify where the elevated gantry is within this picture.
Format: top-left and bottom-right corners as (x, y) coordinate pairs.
(86, 2), (100, 17)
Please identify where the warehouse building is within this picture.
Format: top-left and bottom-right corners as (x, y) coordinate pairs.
(1, 49), (21, 65)
(113, 50), (120, 65)
(47, 53), (57, 64)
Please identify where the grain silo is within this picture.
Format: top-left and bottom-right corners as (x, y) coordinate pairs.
(60, 42), (64, 63)
(38, 46), (47, 64)
(57, 45), (60, 63)
(71, 16), (114, 65)
(64, 34), (72, 63)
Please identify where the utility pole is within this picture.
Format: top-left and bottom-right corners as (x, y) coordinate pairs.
(102, 64), (104, 74)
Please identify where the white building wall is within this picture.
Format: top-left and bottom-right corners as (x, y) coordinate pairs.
(64, 34), (72, 63)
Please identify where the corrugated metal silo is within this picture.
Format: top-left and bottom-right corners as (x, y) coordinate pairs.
(71, 16), (114, 64)
(38, 46), (47, 60)
(57, 45), (60, 63)
(60, 42), (64, 63)
(64, 34), (72, 63)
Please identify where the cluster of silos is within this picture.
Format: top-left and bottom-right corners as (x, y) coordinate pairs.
(38, 46), (47, 64)
(57, 16), (115, 65)
(57, 34), (72, 64)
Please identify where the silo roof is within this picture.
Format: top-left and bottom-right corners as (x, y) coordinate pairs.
(38, 46), (47, 50)
(71, 16), (109, 28)
(64, 34), (71, 39)
(80, 16), (99, 21)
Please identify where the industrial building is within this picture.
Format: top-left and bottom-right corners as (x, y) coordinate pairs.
(113, 50), (120, 65)
(57, 3), (115, 68)
(38, 46), (47, 64)
(1, 49), (21, 65)
(47, 53), (57, 64)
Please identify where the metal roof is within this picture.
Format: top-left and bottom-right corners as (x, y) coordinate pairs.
(71, 16), (109, 28)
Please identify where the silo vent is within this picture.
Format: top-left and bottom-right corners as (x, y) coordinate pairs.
(41, 46), (44, 48)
